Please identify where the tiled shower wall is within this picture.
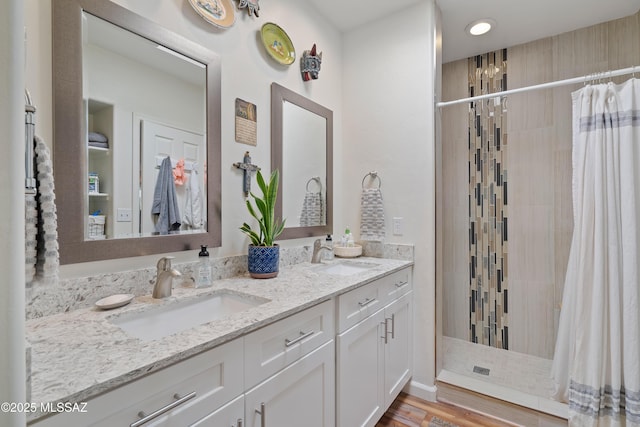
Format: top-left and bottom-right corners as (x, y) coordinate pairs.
(441, 11), (640, 359)
(468, 50), (509, 349)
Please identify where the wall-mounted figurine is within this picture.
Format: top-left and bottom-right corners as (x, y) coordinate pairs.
(300, 44), (322, 81)
(233, 151), (260, 196)
(237, 0), (259, 17)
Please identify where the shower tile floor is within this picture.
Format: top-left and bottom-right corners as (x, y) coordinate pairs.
(441, 337), (558, 403)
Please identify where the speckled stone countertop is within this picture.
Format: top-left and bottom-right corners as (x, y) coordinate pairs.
(26, 257), (412, 423)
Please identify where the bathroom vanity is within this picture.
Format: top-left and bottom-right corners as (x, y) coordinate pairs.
(26, 258), (413, 427)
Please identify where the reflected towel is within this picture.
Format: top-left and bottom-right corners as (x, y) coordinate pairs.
(183, 168), (203, 230)
(25, 136), (59, 285)
(88, 131), (108, 143)
(151, 157), (181, 234)
(300, 191), (324, 227)
(360, 188), (385, 241)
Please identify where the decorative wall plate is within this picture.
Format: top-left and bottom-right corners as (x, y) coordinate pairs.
(188, 0), (236, 29)
(260, 23), (296, 65)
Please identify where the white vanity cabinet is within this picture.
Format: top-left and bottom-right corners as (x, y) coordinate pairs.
(245, 340), (335, 427)
(244, 299), (335, 427)
(30, 338), (244, 427)
(336, 267), (413, 427)
(191, 394), (244, 427)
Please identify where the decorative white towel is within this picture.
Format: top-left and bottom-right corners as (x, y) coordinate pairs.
(25, 193), (38, 283)
(360, 188), (385, 241)
(25, 136), (59, 285)
(300, 191), (324, 227)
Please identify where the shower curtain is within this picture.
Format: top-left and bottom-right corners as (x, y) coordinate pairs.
(552, 78), (640, 427)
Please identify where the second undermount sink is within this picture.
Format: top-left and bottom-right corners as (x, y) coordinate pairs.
(111, 291), (268, 341)
(316, 261), (379, 276)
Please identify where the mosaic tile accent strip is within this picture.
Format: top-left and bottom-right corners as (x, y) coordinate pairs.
(468, 49), (509, 350)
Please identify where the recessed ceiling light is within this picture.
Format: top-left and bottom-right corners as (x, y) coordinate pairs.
(466, 19), (495, 36)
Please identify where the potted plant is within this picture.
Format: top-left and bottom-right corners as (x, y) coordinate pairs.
(240, 169), (286, 278)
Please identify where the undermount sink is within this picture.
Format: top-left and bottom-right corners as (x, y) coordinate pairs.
(111, 291), (268, 341)
(316, 261), (378, 276)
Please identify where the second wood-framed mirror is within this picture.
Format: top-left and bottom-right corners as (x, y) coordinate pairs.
(271, 83), (333, 240)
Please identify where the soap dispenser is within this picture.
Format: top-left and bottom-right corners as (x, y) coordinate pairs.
(195, 245), (212, 288)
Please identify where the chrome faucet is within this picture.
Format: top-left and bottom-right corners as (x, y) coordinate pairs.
(311, 239), (332, 264)
(152, 256), (181, 298)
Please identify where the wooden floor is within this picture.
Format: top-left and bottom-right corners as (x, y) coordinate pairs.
(376, 392), (517, 427)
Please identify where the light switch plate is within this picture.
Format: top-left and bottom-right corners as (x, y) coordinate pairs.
(117, 208), (132, 222)
(393, 217), (403, 235)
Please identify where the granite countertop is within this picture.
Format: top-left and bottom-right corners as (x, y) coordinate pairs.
(26, 257), (412, 422)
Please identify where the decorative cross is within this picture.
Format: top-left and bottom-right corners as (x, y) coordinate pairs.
(233, 151), (260, 196)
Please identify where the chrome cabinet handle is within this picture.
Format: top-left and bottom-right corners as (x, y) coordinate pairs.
(358, 297), (377, 307)
(285, 330), (315, 347)
(395, 280), (408, 288)
(255, 402), (266, 427)
(381, 320), (389, 344)
(390, 313), (395, 339)
(237, 418), (243, 427)
(131, 391), (196, 427)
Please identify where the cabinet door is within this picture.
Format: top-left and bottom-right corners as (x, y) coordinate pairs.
(336, 310), (385, 427)
(384, 291), (413, 407)
(191, 394), (244, 427)
(245, 340), (335, 427)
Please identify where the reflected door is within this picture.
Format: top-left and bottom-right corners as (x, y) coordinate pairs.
(140, 120), (205, 235)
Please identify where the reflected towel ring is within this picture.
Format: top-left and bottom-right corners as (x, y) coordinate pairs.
(306, 176), (322, 192)
(362, 171), (382, 189)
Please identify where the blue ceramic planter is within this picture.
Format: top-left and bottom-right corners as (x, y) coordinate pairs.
(248, 244), (279, 279)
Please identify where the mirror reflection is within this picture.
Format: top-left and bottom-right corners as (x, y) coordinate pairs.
(83, 12), (207, 240)
(282, 100), (327, 227)
(271, 83), (333, 240)
(53, 0), (221, 264)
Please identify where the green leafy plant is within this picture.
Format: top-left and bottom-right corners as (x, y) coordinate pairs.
(240, 169), (286, 247)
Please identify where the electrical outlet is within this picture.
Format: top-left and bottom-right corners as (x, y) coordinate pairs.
(117, 208), (132, 222)
(393, 217), (403, 235)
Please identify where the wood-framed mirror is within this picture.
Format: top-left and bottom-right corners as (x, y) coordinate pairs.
(271, 83), (333, 240)
(53, 0), (222, 264)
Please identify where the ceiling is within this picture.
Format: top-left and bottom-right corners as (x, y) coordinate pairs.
(307, 0), (640, 63)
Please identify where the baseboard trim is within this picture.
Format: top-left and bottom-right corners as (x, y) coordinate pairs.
(404, 380), (438, 402)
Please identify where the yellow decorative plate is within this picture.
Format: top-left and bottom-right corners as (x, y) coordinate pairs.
(260, 22), (296, 65)
(188, 0), (235, 29)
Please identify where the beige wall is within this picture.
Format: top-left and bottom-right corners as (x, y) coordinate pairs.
(441, 11), (640, 359)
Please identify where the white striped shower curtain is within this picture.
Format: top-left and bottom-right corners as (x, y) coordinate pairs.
(552, 78), (640, 427)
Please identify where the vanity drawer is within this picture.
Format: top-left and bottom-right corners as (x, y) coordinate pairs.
(244, 300), (334, 389)
(336, 279), (385, 333)
(31, 338), (243, 427)
(380, 267), (412, 302)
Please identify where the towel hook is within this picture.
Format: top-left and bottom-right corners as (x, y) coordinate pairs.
(306, 176), (322, 192)
(362, 171), (382, 189)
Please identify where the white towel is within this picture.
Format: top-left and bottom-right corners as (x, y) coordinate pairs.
(300, 191), (324, 227)
(360, 188), (385, 241)
(183, 168), (203, 230)
(25, 136), (59, 285)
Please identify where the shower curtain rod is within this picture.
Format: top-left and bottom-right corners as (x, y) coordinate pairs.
(436, 65), (639, 108)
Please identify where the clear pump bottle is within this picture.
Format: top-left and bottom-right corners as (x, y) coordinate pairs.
(196, 245), (212, 288)
(325, 234), (334, 260)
